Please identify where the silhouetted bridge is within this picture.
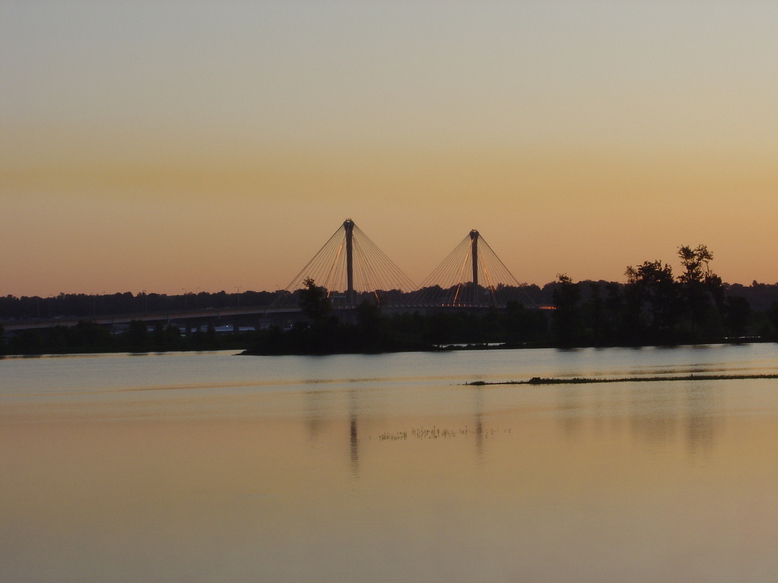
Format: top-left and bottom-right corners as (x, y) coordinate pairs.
(2, 302), (521, 334)
(273, 218), (536, 309)
(3, 219), (540, 333)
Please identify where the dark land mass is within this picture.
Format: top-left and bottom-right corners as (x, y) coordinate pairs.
(3, 280), (778, 323)
(3, 246), (778, 356)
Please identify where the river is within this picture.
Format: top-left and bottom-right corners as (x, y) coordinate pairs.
(2, 344), (778, 582)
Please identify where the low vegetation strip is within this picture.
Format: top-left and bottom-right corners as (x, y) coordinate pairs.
(467, 373), (778, 386)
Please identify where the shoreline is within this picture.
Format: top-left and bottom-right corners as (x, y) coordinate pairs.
(467, 372), (778, 386)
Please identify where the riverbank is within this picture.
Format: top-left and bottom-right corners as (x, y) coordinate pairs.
(3, 305), (777, 357)
(467, 372), (778, 386)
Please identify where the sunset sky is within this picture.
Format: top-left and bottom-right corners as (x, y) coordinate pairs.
(2, 1), (777, 297)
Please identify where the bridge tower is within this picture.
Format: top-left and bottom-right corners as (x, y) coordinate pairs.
(411, 228), (537, 308)
(274, 218), (416, 308)
(344, 219), (355, 303)
(470, 229), (479, 287)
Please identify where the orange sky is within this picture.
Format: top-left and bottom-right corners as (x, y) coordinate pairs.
(2, 2), (777, 296)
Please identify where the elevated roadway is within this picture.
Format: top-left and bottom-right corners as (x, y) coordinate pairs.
(1, 303), (534, 333)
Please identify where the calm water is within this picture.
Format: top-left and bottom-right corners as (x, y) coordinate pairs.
(3, 345), (778, 582)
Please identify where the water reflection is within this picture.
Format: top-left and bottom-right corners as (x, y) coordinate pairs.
(304, 390), (326, 441)
(300, 383), (507, 474)
(472, 385), (484, 461)
(5, 347), (778, 583)
(349, 389), (359, 476)
(558, 386), (584, 439)
(684, 384), (719, 455)
(545, 378), (723, 457)
(304, 387), (361, 476)
(307, 375), (726, 476)
(555, 381), (722, 454)
(628, 385), (680, 445)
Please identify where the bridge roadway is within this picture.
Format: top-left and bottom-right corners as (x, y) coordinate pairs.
(1, 304), (521, 333)
(1, 305), (303, 333)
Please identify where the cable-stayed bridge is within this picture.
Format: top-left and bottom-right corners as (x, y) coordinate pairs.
(408, 229), (536, 308)
(4, 219), (538, 333)
(273, 219), (416, 308)
(276, 219), (536, 309)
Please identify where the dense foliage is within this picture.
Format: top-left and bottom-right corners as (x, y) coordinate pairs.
(0, 290), (276, 321)
(1, 320), (256, 356)
(244, 249), (778, 355)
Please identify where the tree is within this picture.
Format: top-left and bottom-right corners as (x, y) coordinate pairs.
(603, 281), (624, 344)
(125, 320), (149, 351)
(165, 323), (182, 348)
(625, 260), (678, 342)
(551, 274), (581, 347)
(153, 322), (182, 351)
(677, 245), (722, 338)
(767, 301), (778, 340)
(356, 299), (386, 350)
(205, 323), (219, 349)
(724, 295), (751, 338)
(298, 278), (331, 321)
(678, 245), (714, 285)
(505, 301), (548, 344)
(581, 282), (608, 346)
(73, 320), (111, 350)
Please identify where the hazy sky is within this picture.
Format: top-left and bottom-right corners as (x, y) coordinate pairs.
(2, 1), (777, 297)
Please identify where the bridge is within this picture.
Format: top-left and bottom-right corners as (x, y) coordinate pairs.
(274, 218), (536, 309)
(2, 219), (538, 333)
(1, 305), (303, 334)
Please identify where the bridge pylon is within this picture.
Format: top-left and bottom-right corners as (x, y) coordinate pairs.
(344, 219), (355, 304)
(273, 219), (416, 308)
(470, 229), (479, 288)
(410, 229), (536, 308)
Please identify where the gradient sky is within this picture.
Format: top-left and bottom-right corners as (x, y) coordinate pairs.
(2, 1), (777, 297)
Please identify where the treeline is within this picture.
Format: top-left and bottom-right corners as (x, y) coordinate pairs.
(248, 301), (548, 356)
(0, 320), (254, 356)
(0, 290), (276, 321)
(249, 247), (778, 354)
(3, 276), (778, 323)
(3, 245), (778, 356)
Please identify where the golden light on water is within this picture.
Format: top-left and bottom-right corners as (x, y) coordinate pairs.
(4, 374), (778, 581)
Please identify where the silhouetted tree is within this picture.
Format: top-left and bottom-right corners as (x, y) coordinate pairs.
(205, 323), (219, 349)
(262, 325), (287, 354)
(299, 278), (331, 321)
(724, 295), (751, 338)
(356, 300), (387, 350)
(582, 282), (605, 345)
(9, 330), (44, 355)
(152, 322), (183, 351)
(552, 274), (581, 347)
(677, 245), (722, 339)
(603, 282), (623, 344)
(768, 301), (778, 340)
(678, 245), (713, 285)
(153, 322), (167, 350)
(73, 320), (111, 349)
(625, 260), (678, 343)
(504, 301), (548, 344)
(126, 320), (149, 351)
